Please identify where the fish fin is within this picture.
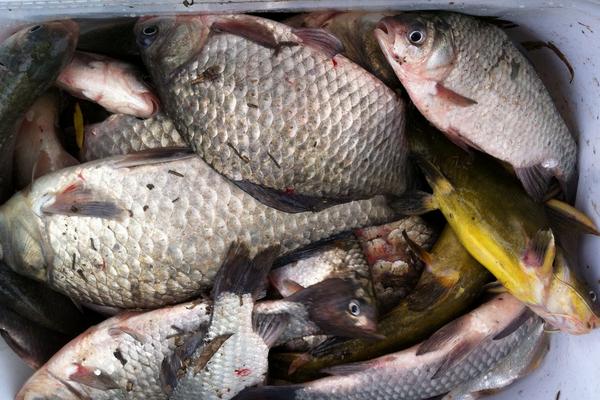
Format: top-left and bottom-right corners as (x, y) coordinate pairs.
(233, 385), (300, 400)
(522, 229), (555, 276)
(322, 358), (380, 376)
(211, 17), (279, 49)
(416, 157), (455, 196)
(483, 280), (508, 294)
(308, 336), (351, 358)
(545, 199), (600, 236)
(111, 147), (194, 169)
(493, 309), (533, 340)
(292, 27), (344, 58)
(435, 82), (477, 107)
(107, 326), (145, 343)
(515, 164), (554, 202)
(407, 274), (460, 312)
(272, 233), (353, 268)
(74, 102), (84, 150)
(42, 181), (127, 220)
(68, 364), (120, 390)
(253, 313), (290, 347)
(233, 180), (347, 213)
(430, 339), (478, 380)
(191, 333), (233, 374)
(212, 242), (279, 300)
(280, 279), (306, 295)
(287, 352), (314, 375)
(416, 316), (470, 355)
(402, 230), (433, 265)
(390, 190), (438, 215)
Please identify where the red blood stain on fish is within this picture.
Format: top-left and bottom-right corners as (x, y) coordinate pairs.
(234, 368), (251, 377)
(332, 58), (338, 67)
(62, 183), (79, 193)
(284, 187), (295, 195)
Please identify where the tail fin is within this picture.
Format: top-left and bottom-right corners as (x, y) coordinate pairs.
(212, 242), (280, 300)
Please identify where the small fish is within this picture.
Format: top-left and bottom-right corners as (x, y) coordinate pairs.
(0, 306), (71, 370)
(443, 317), (549, 399)
(81, 113), (185, 161)
(14, 91), (79, 189)
(57, 51), (160, 118)
(136, 14), (408, 212)
(0, 264), (87, 335)
(0, 20), (78, 201)
(403, 121), (600, 334)
(285, 12), (401, 89)
(270, 226), (491, 382)
(0, 149), (397, 308)
(236, 294), (541, 400)
(16, 244), (379, 399)
(375, 12), (577, 201)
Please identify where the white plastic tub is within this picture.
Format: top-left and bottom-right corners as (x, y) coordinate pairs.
(1, 1), (599, 399)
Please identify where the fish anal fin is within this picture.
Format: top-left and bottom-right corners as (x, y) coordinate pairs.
(233, 180), (347, 213)
(292, 27), (344, 58)
(522, 229), (555, 276)
(545, 198), (600, 236)
(390, 190), (438, 216)
(435, 82), (477, 107)
(211, 17), (280, 49)
(68, 364), (120, 390)
(515, 164), (554, 202)
(252, 313), (290, 347)
(42, 182), (127, 220)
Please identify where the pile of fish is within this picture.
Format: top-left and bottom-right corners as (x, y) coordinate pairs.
(0, 9), (597, 400)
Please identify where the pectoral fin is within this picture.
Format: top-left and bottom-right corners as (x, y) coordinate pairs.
(545, 198), (600, 236)
(292, 28), (344, 58)
(390, 190), (438, 216)
(515, 164), (554, 202)
(435, 83), (477, 107)
(211, 17), (280, 49)
(522, 229), (555, 276)
(42, 182), (127, 220)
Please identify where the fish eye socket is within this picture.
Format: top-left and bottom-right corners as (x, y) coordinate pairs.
(348, 300), (361, 316)
(589, 290), (597, 302)
(142, 25), (158, 37)
(29, 25), (41, 33)
(408, 29), (426, 45)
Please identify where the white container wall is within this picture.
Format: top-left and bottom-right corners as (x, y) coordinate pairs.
(1, 1), (599, 399)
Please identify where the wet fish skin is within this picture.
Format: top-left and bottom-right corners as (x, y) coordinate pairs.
(0, 150), (396, 309)
(0, 265), (86, 335)
(57, 51), (160, 118)
(408, 122), (599, 334)
(81, 113), (185, 161)
(136, 14), (408, 207)
(0, 306), (71, 370)
(375, 12), (576, 200)
(0, 20), (78, 201)
(286, 12), (400, 89)
(237, 294), (539, 400)
(14, 91), (79, 189)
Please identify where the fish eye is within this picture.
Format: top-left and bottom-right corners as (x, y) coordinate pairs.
(348, 300), (361, 316)
(29, 25), (41, 33)
(407, 29), (426, 46)
(589, 290), (597, 302)
(142, 25), (158, 37)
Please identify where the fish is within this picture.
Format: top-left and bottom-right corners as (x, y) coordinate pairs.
(81, 113), (185, 161)
(135, 14), (408, 212)
(56, 51), (160, 118)
(443, 317), (549, 400)
(270, 216), (436, 313)
(236, 294), (541, 400)
(0, 20), (78, 201)
(270, 225), (491, 382)
(16, 245), (380, 400)
(375, 12), (577, 201)
(402, 121), (600, 334)
(0, 264), (87, 335)
(285, 12), (400, 89)
(0, 306), (71, 369)
(0, 148), (397, 309)
(14, 91), (79, 189)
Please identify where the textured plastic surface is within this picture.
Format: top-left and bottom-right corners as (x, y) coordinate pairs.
(1, 1), (600, 399)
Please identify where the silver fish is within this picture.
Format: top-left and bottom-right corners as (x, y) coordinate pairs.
(0, 149), (396, 308)
(136, 14), (408, 212)
(81, 113), (185, 162)
(57, 51), (160, 118)
(375, 12), (577, 201)
(14, 91), (79, 189)
(235, 294), (541, 400)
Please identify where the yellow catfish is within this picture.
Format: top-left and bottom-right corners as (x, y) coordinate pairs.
(404, 121), (600, 334)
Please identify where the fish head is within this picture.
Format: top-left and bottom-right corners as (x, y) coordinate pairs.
(0, 20), (78, 83)
(16, 369), (83, 400)
(532, 250), (600, 334)
(0, 192), (47, 282)
(374, 13), (456, 82)
(295, 278), (381, 340)
(135, 15), (210, 84)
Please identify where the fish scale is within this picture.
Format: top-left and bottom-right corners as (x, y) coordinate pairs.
(138, 14), (407, 204)
(0, 153), (396, 308)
